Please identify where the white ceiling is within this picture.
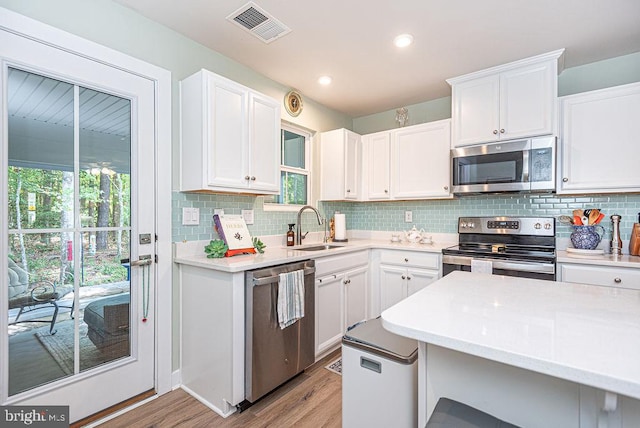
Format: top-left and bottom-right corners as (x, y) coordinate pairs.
(115, 0), (640, 118)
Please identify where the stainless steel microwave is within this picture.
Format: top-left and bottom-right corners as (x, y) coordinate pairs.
(451, 136), (556, 194)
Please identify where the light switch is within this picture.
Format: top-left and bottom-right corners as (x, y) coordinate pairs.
(182, 207), (200, 225)
(242, 209), (254, 225)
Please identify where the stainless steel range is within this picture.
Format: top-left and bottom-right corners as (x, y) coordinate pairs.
(442, 216), (556, 280)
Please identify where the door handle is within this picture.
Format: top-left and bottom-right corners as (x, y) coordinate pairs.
(130, 255), (153, 266)
(131, 255), (153, 322)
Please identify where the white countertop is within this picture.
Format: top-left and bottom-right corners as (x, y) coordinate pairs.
(381, 271), (640, 400)
(557, 250), (640, 268)
(173, 238), (455, 273)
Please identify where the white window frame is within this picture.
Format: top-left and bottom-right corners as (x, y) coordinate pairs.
(264, 122), (313, 212)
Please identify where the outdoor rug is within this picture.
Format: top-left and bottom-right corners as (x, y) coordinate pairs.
(35, 320), (126, 374)
(325, 357), (342, 375)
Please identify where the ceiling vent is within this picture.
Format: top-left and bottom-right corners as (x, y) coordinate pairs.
(226, 2), (291, 44)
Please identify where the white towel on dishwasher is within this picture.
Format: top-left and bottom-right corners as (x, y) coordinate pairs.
(278, 270), (305, 329)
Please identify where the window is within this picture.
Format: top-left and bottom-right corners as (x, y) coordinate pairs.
(265, 123), (311, 209)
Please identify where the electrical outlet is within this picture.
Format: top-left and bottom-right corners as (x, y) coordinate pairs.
(404, 211), (413, 223)
(242, 209), (254, 225)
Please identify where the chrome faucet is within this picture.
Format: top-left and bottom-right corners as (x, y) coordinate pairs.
(296, 205), (324, 245)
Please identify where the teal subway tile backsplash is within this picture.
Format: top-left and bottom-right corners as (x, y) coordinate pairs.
(172, 192), (640, 242)
(172, 192), (329, 242)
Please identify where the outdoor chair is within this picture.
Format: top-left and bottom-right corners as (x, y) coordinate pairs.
(8, 258), (73, 335)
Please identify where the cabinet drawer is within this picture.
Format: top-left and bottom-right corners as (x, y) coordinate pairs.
(379, 250), (440, 269)
(315, 250), (369, 277)
(560, 264), (640, 290)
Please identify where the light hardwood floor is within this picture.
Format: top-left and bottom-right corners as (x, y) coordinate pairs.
(95, 350), (342, 428)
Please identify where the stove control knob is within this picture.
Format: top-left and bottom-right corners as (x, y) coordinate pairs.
(544, 223), (552, 230)
(468, 222), (475, 229)
(460, 222), (467, 229)
(534, 223), (542, 229)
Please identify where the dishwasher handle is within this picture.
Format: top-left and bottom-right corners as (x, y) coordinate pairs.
(252, 266), (316, 286)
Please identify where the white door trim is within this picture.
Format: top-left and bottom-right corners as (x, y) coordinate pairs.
(0, 6), (173, 398)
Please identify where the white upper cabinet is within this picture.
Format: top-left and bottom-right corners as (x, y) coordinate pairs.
(248, 92), (281, 192)
(319, 128), (361, 200)
(180, 69), (280, 194)
(363, 131), (392, 200)
(347, 120), (452, 202)
(558, 82), (640, 194)
(391, 120), (452, 199)
(448, 49), (564, 147)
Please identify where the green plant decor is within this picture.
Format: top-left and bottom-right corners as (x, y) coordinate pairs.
(252, 237), (266, 254)
(204, 240), (228, 258)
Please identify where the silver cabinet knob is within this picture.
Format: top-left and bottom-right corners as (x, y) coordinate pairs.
(500, 129), (505, 133)
(384, 189), (388, 193)
(614, 277), (622, 283)
(444, 186), (449, 191)
(563, 177), (568, 182)
(250, 176), (256, 181)
(244, 175), (250, 180)
(401, 275), (406, 280)
(404, 258), (409, 262)
(407, 276), (411, 280)
(346, 189), (351, 193)
(493, 130), (498, 135)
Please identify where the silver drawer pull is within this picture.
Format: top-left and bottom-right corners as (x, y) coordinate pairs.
(360, 357), (381, 373)
(614, 277), (622, 283)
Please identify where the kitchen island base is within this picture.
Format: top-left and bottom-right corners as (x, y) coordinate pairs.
(382, 271), (640, 428)
(420, 344), (639, 428)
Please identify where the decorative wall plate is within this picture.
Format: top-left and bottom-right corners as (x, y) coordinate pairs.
(284, 90), (303, 117)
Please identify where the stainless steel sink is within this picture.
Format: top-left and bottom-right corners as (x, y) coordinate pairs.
(295, 244), (344, 251)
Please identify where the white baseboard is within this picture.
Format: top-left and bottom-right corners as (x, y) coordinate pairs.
(179, 385), (237, 418)
(171, 369), (181, 389)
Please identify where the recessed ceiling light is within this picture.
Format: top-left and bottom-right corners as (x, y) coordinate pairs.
(394, 33), (414, 48)
(318, 76), (332, 85)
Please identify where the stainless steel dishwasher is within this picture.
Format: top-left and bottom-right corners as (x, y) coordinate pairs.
(244, 259), (315, 404)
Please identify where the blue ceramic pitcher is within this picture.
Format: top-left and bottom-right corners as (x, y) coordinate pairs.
(570, 225), (605, 250)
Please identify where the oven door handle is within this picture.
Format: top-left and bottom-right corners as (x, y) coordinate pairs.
(443, 255), (555, 274)
(491, 260), (554, 274)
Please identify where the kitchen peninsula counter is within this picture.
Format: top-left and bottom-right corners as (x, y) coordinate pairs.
(173, 238), (454, 272)
(382, 271), (640, 428)
(176, 236), (454, 417)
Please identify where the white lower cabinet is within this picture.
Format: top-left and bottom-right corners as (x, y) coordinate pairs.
(380, 265), (438, 311)
(314, 251), (369, 358)
(558, 263), (640, 290)
(373, 249), (441, 315)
